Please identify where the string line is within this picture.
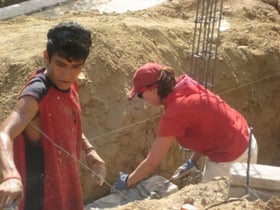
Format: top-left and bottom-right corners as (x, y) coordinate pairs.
(90, 71), (280, 141)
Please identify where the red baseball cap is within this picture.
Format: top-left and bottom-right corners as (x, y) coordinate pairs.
(128, 62), (163, 100)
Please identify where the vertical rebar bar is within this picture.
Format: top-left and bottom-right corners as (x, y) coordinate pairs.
(188, 0), (223, 88)
(180, 0), (224, 179)
(246, 127), (253, 194)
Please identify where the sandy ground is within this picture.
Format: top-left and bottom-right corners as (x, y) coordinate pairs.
(115, 178), (280, 210)
(0, 0), (280, 209)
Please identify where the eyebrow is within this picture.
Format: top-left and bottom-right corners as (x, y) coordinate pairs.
(55, 58), (84, 67)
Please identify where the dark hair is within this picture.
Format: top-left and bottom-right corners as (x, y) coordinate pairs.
(46, 21), (92, 61)
(157, 67), (177, 100)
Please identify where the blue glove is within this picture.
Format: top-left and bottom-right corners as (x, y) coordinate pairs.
(171, 158), (199, 180)
(112, 172), (129, 191)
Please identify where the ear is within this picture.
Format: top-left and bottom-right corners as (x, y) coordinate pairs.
(43, 50), (49, 64)
(146, 87), (158, 97)
(151, 87), (158, 95)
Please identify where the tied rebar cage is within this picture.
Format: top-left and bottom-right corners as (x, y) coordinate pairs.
(177, 0), (224, 182)
(188, 0), (224, 89)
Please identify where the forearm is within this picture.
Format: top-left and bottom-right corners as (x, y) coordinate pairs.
(0, 132), (20, 178)
(82, 133), (104, 163)
(82, 133), (96, 153)
(82, 133), (105, 185)
(127, 136), (174, 187)
(127, 158), (155, 187)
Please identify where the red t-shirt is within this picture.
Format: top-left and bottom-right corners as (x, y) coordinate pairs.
(13, 69), (84, 210)
(158, 75), (249, 162)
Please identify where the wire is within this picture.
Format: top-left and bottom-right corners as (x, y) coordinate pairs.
(22, 71), (271, 207)
(11, 69), (280, 209)
(89, 71), (280, 142)
(15, 111), (146, 209)
(90, 114), (161, 141)
(218, 71), (280, 96)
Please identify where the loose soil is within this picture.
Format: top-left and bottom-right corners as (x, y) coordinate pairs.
(0, 0), (279, 209)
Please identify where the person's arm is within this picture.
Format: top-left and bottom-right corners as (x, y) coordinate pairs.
(82, 133), (106, 185)
(82, 133), (96, 153)
(126, 136), (176, 187)
(0, 96), (38, 207)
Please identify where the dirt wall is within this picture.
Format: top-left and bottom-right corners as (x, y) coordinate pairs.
(0, 0), (26, 8)
(0, 0), (279, 204)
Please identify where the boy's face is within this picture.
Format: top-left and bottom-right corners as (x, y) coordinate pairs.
(43, 51), (85, 91)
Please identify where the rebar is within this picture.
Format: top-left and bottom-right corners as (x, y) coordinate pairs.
(246, 127), (253, 194)
(179, 0), (224, 182)
(188, 0), (224, 88)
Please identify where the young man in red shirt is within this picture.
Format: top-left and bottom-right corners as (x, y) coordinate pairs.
(0, 21), (105, 210)
(114, 62), (258, 190)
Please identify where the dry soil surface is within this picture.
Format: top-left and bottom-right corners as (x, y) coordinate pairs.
(0, 0), (280, 209)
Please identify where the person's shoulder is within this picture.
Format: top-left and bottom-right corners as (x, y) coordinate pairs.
(19, 69), (51, 101)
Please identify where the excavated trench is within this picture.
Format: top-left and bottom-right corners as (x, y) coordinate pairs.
(0, 0), (279, 206)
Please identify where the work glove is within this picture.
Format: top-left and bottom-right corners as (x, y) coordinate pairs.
(171, 158), (199, 180)
(111, 172), (129, 192)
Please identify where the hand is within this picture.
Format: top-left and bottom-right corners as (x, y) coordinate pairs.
(0, 177), (23, 209)
(171, 158), (199, 180)
(112, 172), (129, 192)
(85, 149), (106, 185)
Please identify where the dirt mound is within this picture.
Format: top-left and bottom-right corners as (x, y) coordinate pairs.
(0, 0), (279, 209)
(116, 178), (280, 210)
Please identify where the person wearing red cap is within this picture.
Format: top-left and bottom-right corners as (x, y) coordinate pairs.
(113, 62), (258, 191)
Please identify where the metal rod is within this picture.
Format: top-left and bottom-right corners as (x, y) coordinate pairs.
(211, 0), (224, 86)
(201, 0), (212, 85)
(246, 127), (253, 194)
(189, 0), (201, 77)
(204, 0), (218, 87)
(188, 0), (223, 88)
